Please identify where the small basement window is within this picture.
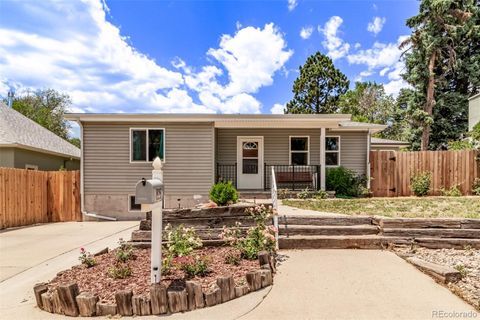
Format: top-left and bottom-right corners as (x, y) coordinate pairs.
(129, 195), (141, 211)
(131, 128), (165, 162)
(325, 136), (340, 166)
(290, 136), (309, 165)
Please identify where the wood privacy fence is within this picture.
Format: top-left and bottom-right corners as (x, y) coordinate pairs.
(0, 168), (81, 229)
(370, 150), (479, 197)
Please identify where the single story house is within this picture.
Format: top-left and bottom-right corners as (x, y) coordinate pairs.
(0, 103), (80, 171)
(469, 92), (480, 131)
(370, 137), (410, 151)
(66, 113), (385, 219)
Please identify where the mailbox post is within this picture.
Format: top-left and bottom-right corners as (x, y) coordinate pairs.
(135, 157), (164, 284)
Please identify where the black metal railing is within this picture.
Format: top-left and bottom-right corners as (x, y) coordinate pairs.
(216, 163), (237, 188)
(264, 164), (321, 191)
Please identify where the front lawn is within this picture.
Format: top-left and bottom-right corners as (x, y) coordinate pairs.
(282, 197), (480, 218)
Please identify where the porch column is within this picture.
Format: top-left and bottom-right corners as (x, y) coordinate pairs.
(320, 127), (326, 190)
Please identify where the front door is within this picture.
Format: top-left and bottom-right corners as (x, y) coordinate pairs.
(237, 136), (264, 189)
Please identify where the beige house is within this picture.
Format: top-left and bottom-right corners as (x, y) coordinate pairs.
(469, 93), (480, 131)
(370, 137), (410, 151)
(66, 113), (385, 219)
(0, 103), (80, 171)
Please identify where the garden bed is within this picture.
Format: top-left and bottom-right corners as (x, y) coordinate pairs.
(282, 197), (480, 218)
(394, 246), (480, 311)
(48, 247), (259, 303)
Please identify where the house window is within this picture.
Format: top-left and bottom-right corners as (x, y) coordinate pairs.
(131, 128), (165, 162)
(25, 164), (38, 170)
(129, 195), (141, 211)
(242, 141), (258, 174)
(325, 136), (340, 166)
(290, 136), (309, 165)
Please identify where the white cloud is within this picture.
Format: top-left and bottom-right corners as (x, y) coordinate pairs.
(347, 35), (408, 69)
(0, 1), (292, 114)
(288, 0), (298, 11)
(379, 67), (390, 76)
(300, 26), (313, 40)
(270, 103), (285, 114)
(367, 16), (386, 35)
(354, 42), (361, 49)
(319, 16), (350, 60)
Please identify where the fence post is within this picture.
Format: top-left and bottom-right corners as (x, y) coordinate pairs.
(292, 165), (295, 191)
(264, 163), (267, 191)
(234, 163), (237, 189)
(316, 165), (321, 191)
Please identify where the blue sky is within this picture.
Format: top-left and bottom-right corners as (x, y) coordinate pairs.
(0, 0), (418, 122)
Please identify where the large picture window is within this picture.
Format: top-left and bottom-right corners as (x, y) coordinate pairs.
(325, 136), (340, 166)
(290, 136), (309, 165)
(131, 128), (165, 162)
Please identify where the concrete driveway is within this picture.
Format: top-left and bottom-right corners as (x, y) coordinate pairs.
(0, 221), (138, 319)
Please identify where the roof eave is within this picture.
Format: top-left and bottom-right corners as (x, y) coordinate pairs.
(0, 143), (80, 160)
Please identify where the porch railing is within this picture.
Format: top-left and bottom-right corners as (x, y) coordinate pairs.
(215, 163), (237, 188)
(270, 166), (279, 249)
(264, 164), (321, 191)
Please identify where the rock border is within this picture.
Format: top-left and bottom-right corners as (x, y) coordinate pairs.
(34, 251), (276, 317)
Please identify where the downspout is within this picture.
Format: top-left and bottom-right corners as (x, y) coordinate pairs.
(76, 120), (116, 221)
(366, 130), (371, 189)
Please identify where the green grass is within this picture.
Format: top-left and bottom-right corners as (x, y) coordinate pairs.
(282, 197), (480, 218)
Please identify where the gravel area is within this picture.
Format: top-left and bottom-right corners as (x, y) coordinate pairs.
(48, 247), (259, 303)
(394, 246), (480, 310)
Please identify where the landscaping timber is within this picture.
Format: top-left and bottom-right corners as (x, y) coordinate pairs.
(186, 281), (204, 310)
(115, 290), (133, 316)
(33, 283), (48, 309)
(279, 225), (378, 236)
(281, 215), (373, 226)
(382, 228), (480, 239)
(235, 284), (250, 298)
(414, 237), (480, 249)
(76, 292), (98, 317)
(41, 292), (53, 313)
(406, 257), (462, 284)
(216, 275), (235, 303)
(95, 302), (117, 316)
(246, 270), (262, 291)
(167, 289), (188, 313)
(203, 286), (221, 307)
(260, 269), (273, 287)
(150, 283), (168, 314)
(132, 295), (151, 316)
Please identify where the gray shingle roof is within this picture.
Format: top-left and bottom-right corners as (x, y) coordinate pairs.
(371, 137), (410, 145)
(0, 103), (80, 159)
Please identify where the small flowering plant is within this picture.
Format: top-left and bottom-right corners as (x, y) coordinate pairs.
(165, 224), (203, 257)
(174, 255), (210, 277)
(245, 204), (275, 226)
(78, 247), (96, 268)
(116, 238), (135, 263)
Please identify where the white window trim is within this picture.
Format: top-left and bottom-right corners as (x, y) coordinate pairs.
(289, 136), (310, 166)
(25, 164), (38, 170)
(128, 194), (141, 212)
(325, 135), (341, 167)
(129, 128), (166, 163)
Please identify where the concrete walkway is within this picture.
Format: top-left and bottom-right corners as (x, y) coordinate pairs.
(241, 250), (478, 320)
(0, 221), (138, 319)
(278, 202), (347, 217)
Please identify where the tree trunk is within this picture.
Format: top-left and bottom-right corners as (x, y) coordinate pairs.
(421, 51), (437, 150)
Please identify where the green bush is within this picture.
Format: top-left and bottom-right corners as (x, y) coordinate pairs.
(440, 185), (462, 197)
(472, 178), (480, 195)
(116, 238), (134, 263)
(315, 190), (328, 200)
(108, 263), (132, 279)
(165, 224), (203, 257)
(326, 167), (365, 197)
(209, 181), (239, 206)
(178, 255), (210, 277)
(410, 171), (432, 196)
(297, 188), (313, 199)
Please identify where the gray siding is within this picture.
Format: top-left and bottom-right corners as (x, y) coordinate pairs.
(83, 122), (214, 198)
(0, 148), (15, 168)
(0, 147), (79, 170)
(216, 128), (368, 175)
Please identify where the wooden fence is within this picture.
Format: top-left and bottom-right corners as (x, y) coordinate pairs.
(0, 168), (81, 229)
(370, 150), (479, 197)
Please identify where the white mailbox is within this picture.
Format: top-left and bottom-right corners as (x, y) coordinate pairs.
(135, 178), (163, 204)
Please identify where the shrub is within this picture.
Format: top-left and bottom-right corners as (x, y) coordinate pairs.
(277, 188), (290, 199)
(116, 238), (134, 263)
(440, 185), (462, 197)
(209, 181), (239, 206)
(221, 205), (276, 260)
(447, 140), (475, 150)
(326, 167), (365, 197)
(224, 249), (242, 266)
(315, 190), (328, 200)
(162, 254), (173, 275)
(165, 224), (203, 257)
(297, 188), (313, 199)
(177, 255), (210, 277)
(78, 247), (96, 268)
(410, 171), (432, 196)
(108, 263), (132, 279)
(472, 178), (480, 195)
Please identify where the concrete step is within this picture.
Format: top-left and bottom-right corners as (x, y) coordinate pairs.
(129, 239), (225, 248)
(279, 225), (379, 236)
(278, 235), (409, 249)
(239, 191), (271, 199)
(382, 228), (480, 239)
(279, 215), (373, 226)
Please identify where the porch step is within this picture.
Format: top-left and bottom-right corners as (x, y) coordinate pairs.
(279, 225), (379, 236)
(279, 215), (373, 226)
(129, 239), (225, 248)
(239, 191), (271, 199)
(278, 235), (409, 249)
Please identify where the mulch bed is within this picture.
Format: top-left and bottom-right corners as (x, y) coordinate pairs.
(48, 247), (258, 303)
(394, 246), (480, 311)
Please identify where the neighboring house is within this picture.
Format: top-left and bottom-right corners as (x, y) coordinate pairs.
(370, 137), (410, 151)
(469, 92), (480, 131)
(0, 103), (80, 171)
(66, 113), (385, 219)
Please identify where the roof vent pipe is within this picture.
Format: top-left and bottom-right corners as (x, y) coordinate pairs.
(7, 90), (14, 108)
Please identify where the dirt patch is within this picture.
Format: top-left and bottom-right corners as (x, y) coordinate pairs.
(48, 247), (259, 303)
(394, 246), (480, 310)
